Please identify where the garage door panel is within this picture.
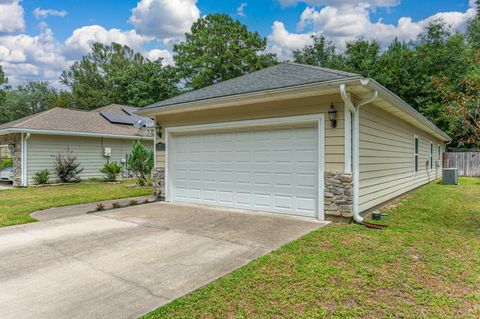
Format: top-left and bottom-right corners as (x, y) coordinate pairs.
(171, 125), (319, 218)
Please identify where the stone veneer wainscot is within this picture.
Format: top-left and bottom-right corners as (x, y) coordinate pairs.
(324, 171), (353, 221)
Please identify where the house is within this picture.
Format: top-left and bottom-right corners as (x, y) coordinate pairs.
(137, 63), (451, 222)
(0, 104), (153, 186)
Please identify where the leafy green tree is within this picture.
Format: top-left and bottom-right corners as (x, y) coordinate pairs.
(411, 21), (470, 126)
(293, 35), (339, 67)
(128, 141), (154, 184)
(60, 42), (179, 109)
(466, 2), (480, 50)
(0, 81), (59, 124)
(0, 66), (7, 105)
(174, 14), (277, 90)
(340, 39), (382, 78)
(434, 52), (480, 148)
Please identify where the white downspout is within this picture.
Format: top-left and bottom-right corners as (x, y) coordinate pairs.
(340, 82), (378, 223)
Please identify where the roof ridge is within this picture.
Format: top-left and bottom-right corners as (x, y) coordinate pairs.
(285, 62), (360, 77)
(11, 108), (60, 128)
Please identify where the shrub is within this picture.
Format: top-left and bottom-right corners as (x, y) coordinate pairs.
(128, 141), (153, 185)
(100, 162), (122, 182)
(33, 169), (49, 185)
(112, 202), (121, 209)
(129, 200), (138, 206)
(54, 147), (83, 183)
(136, 177), (147, 186)
(0, 158), (13, 169)
(96, 203), (105, 211)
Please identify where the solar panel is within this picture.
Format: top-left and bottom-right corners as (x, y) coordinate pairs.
(100, 111), (136, 125)
(100, 111), (155, 128)
(122, 107), (135, 116)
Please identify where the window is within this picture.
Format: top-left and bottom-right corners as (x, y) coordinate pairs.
(430, 142), (433, 169)
(438, 145), (441, 168)
(414, 136), (419, 174)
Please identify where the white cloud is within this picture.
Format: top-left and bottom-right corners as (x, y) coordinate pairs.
(278, 0), (399, 8)
(267, 21), (313, 60)
(146, 48), (173, 65)
(269, 2), (477, 60)
(64, 25), (151, 56)
(237, 3), (247, 17)
(0, 0), (25, 33)
(129, 0), (200, 39)
(33, 8), (67, 19)
(0, 27), (71, 85)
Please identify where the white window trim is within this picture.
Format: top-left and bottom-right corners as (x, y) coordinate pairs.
(413, 135), (419, 175)
(165, 114), (326, 220)
(429, 141), (433, 170)
(437, 144), (441, 169)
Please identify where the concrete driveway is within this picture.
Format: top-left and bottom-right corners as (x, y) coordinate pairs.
(0, 202), (327, 319)
(0, 181), (12, 190)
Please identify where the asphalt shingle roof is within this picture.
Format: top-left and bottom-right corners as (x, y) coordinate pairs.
(143, 62), (360, 110)
(0, 104), (151, 137)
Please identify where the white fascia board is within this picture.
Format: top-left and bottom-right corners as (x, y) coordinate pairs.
(0, 128), (154, 140)
(137, 77), (362, 117)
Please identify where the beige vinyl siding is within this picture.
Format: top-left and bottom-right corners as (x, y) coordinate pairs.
(359, 104), (443, 212)
(27, 134), (152, 184)
(155, 94), (345, 171)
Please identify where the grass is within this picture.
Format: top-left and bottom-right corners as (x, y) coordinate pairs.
(0, 181), (152, 227)
(143, 178), (480, 319)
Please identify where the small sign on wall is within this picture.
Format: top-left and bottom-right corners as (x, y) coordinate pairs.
(156, 142), (166, 151)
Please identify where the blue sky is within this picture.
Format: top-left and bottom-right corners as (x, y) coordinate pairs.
(0, 0), (476, 86)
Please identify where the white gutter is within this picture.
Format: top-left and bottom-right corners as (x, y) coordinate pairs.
(0, 128), (153, 140)
(340, 81), (378, 224)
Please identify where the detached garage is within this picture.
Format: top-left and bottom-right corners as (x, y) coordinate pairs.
(138, 63), (451, 222)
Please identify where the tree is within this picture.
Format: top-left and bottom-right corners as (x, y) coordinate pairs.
(0, 81), (60, 124)
(174, 14), (277, 90)
(434, 52), (480, 148)
(340, 39), (382, 79)
(60, 42), (179, 109)
(128, 141), (153, 184)
(293, 35), (339, 67)
(0, 66), (7, 105)
(466, 2), (480, 50)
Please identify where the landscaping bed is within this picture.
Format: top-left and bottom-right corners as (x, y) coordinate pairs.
(143, 178), (480, 318)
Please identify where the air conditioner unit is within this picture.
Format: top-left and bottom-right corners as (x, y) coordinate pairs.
(442, 168), (458, 185)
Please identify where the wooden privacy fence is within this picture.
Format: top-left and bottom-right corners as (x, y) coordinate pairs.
(444, 152), (480, 177)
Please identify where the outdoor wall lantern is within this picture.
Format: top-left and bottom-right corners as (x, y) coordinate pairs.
(328, 102), (337, 128)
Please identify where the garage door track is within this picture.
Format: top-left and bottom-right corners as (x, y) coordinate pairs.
(0, 202), (327, 319)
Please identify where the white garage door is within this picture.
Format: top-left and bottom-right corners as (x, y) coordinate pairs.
(170, 125), (319, 217)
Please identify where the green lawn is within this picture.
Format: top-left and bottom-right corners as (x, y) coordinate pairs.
(144, 178), (480, 319)
(0, 182), (152, 227)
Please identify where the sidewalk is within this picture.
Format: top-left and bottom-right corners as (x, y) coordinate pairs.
(31, 195), (156, 221)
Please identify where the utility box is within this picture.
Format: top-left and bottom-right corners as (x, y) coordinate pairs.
(442, 168), (458, 185)
(104, 147), (112, 157)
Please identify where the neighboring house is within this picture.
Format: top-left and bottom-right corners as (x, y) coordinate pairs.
(138, 63), (451, 222)
(0, 104), (153, 186)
